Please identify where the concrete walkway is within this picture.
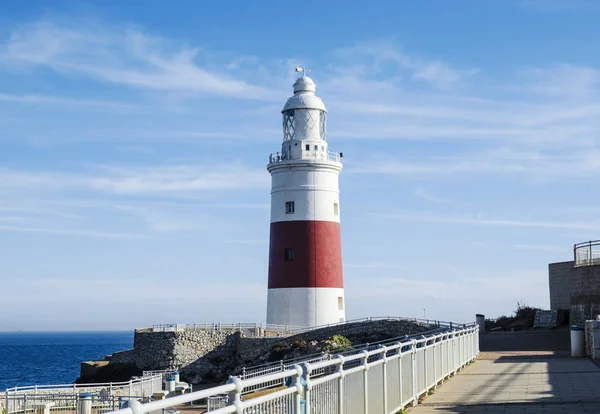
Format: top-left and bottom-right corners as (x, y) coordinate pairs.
(411, 333), (600, 413)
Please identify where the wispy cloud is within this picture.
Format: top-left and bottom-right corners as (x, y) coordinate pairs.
(0, 224), (150, 239)
(513, 244), (566, 253)
(329, 40), (479, 90)
(0, 164), (269, 195)
(376, 212), (600, 231)
(1, 21), (278, 100)
(0, 93), (138, 109)
(349, 147), (600, 180)
(414, 188), (455, 204)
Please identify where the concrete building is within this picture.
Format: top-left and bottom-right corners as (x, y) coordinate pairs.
(265, 70), (345, 327)
(549, 240), (600, 325)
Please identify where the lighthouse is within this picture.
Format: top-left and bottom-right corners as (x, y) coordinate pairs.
(266, 71), (345, 327)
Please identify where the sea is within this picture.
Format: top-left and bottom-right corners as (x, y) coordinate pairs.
(0, 331), (133, 391)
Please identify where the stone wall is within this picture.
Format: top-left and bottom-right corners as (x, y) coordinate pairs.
(106, 319), (439, 385)
(585, 320), (600, 360)
(548, 261), (575, 310)
(235, 319), (437, 368)
(109, 328), (245, 384)
(548, 261), (600, 325)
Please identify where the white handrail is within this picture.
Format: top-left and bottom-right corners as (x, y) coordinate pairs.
(101, 324), (479, 414)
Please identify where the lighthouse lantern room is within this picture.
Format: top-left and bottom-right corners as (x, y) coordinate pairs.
(266, 72), (345, 327)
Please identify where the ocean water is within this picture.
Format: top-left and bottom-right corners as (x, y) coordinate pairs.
(0, 331), (133, 391)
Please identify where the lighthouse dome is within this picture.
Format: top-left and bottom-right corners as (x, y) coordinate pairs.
(282, 76), (327, 113)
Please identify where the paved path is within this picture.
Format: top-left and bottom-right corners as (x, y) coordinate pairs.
(410, 350), (600, 413)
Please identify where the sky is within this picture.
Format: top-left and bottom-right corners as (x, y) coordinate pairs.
(1, 0), (599, 330)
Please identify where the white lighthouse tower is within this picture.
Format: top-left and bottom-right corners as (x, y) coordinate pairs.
(266, 70), (345, 327)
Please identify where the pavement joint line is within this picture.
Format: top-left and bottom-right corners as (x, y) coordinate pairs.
(421, 400), (600, 407)
(461, 371), (600, 375)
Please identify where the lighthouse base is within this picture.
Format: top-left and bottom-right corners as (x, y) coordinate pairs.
(266, 287), (345, 328)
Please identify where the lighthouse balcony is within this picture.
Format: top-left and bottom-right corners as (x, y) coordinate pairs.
(268, 151), (341, 165)
(574, 240), (600, 267)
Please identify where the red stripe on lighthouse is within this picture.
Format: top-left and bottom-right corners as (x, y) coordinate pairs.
(268, 220), (343, 289)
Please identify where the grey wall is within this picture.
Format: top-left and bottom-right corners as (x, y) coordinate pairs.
(108, 319), (438, 385)
(549, 260), (600, 325)
(548, 261), (575, 310)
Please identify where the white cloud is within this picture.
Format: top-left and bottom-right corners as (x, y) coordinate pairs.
(413, 188), (455, 204)
(1, 21), (278, 100)
(513, 244), (567, 253)
(0, 93), (137, 109)
(348, 147), (600, 179)
(376, 212), (600, 231)
(0, 224), (150, 239)
(0, 164), (269, 195)
(521, 64), (600, 99)
(329, 40), (479, 90)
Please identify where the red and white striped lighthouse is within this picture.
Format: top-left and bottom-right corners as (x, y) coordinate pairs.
(266, 71), (345, 327)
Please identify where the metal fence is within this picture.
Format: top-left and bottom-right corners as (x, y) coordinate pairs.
(237, 318), (462, 391)
(4, 375), (163, 414)
(148, 316), (455, 338)
(149, 323), (305, 336)
(101, 324), (479, 414)
(574, 240), (600, 267)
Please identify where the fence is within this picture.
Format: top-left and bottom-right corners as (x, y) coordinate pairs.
(4, 375), (163, 414)
(574, 240), (600, 267)
(237, 323), (454, 394)
(149, 323), (303, 336)
(149, 316), (452, 338)
(102, 324), (479, 414)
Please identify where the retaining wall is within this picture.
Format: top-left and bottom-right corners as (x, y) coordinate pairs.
(548, 261), (600, 325)
(105, 319), (438, 384)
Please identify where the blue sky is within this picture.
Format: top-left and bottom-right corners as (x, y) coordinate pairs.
(1, 0), (599, 330)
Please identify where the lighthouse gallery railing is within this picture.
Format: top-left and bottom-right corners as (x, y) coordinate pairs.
(103, 323), (479, 414)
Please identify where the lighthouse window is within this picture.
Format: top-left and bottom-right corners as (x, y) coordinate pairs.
(319, 112), (327, 140)
(283, 110), (295, 141)
(338, 297), (344, 310)
(285, 201), (295, 214)
(305, 144), (310, 151)
(333, 203), (339, 215)
(284, 248), (295, 261)
(314, 145), (318, 151)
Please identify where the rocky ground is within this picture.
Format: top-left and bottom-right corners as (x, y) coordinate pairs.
(231, 319), (440, 375)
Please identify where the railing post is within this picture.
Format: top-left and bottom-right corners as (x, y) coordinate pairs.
(226, 377), (244, 413)
(380, 345), (388, 414)
(361, 350), (369, 414)
(397, 343), (403, 407)
(300, 362), (312, 414)
(293, 364), (303, 414)
(433, 339), (437, 390)
(335, 355), (345, 414)
(411, 340), (417, 407)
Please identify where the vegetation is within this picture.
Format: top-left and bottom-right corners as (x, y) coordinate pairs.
(484, 301), (543, 331)
(324, 335), (352, 351)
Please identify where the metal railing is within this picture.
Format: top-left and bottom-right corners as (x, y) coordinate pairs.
(149, 323), (304, 336)
(4, 375), (163, 414)
(141, 371), (176, 384)
(149, 316), (455, 338)
(268, 150), (341, 165)
(237, 321), (455, 393)
(574, 240), (600, 267)
(101, 324), (479, 414)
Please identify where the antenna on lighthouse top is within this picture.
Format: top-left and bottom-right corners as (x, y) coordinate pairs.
(295, 65), (310, 77)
